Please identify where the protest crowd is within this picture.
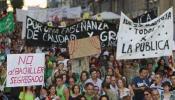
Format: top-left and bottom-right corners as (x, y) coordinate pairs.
(0, 3), (175, 100)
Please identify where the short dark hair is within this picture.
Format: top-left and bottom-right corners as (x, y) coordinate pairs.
(56, 74), (63, 80)
(90, 68), (97, 75)
(58, 53), (65, 58)
(102, 81), (110, 89)
(77, 95), (87, 100)
(139, 68), (148, 73)
(155, 72), (163, 78)
(162, 81), (172, 88)
(85, 82), (94, 89)
(144, 88), (152, 94)
(99, 95), (109, 100)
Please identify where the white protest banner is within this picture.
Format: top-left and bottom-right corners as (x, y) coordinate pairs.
(16, 8), (47, 39)
(16, 8), (47, 22)
(65, 6), (82, 19)
(16, 6), (82, 22)
(117, 8), (173, 59)
(21, 9), (48, 39)
(16, 9), (27, 22)
(17, 7), (82, 39)
(47, 6), (82, 21)
(23, 0), (47, 8)
(7, 53), (45, 87)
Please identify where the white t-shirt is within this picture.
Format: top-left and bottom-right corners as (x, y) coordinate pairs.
(110, 84), (118, 93)
(119, 88), (130, 99)
(150, 83), (163, 95)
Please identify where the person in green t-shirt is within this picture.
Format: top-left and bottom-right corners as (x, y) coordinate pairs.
(84, 82), (95, 100)
(19, 86), (34, 100)
(56, 74), (69, 100)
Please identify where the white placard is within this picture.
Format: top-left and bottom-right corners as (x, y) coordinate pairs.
(7, 53), (45, 87)
(117, 8), (173, 59)
(47, 6), (82, 21)
(23, 0), (47, 8)
(16, 7), (82, 39)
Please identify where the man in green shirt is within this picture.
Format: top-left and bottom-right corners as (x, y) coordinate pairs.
(56, 75), (69, 100)
(84, 82), (95, 100)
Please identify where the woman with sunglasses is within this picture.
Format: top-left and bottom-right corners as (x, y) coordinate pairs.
(143, 88), (153, 100)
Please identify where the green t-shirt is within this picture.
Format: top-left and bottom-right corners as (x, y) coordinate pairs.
(85, 94), (94, 100)
(19, 92), (34, 100)
(44, 67), (53, 79)
(56, 85), (66, 100)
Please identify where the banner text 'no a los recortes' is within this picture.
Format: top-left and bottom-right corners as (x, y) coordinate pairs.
(25, 16), (117, 47)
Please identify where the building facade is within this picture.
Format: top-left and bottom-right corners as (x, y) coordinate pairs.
(0, 0), (7, 12)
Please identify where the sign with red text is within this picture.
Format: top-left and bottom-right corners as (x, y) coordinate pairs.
(6, 53), (45, 87)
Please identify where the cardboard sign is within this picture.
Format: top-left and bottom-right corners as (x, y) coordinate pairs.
(68, 36), (101, 59)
